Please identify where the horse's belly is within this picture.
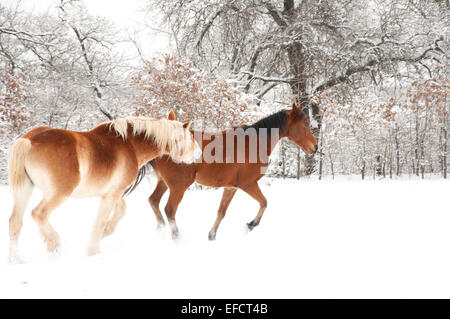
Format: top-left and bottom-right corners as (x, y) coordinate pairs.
(195, 165), (237, 187)
(71, 168), (128, 198)
(71, 140), (133, 197)
(70, 182), (107, 198)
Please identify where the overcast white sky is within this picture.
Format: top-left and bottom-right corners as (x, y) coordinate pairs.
(1, 0), (171, 58)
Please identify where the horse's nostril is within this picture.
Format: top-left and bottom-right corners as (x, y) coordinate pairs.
(314, 145), (318, 152)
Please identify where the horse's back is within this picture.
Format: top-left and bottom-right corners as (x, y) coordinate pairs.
(22, 126), (53, 139)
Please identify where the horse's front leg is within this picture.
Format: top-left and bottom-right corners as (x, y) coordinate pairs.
(240, 182), (267, 231)
(103, 198), (126, 238)
(148, 178), (168, 229)
(88, 192), (122, 256)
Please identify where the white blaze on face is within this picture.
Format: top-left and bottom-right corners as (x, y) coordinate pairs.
(170, 128), (201, 164)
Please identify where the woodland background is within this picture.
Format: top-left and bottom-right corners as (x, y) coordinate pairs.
(0, 0), (448, 183)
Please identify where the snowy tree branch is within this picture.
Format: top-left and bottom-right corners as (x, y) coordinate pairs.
(0, 26), (55, 46)
(194, 6), (225, 49)
(242, 71), (295, 84)
(313, 41), (444, 94)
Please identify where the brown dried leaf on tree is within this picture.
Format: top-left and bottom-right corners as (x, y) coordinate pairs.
(131, 54), (256, 130)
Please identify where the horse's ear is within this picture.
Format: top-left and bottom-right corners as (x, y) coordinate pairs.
(182, 120), (192, 130)
(167, 109), (176, 121)
(292, 103), (303, 112)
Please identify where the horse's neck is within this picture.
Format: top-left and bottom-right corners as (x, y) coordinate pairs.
(90, 124), (162, 167)
(263, 131), (284, 159)
(130, 136), (162, 167)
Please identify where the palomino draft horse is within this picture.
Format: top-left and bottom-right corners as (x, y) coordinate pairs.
(8, 113), (200, 262)
(148, 103), (318, 240)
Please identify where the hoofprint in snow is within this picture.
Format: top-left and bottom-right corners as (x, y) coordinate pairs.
(0, 175), (449, 298)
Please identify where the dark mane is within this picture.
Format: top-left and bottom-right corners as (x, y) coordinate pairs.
(243, 110), (287, 133)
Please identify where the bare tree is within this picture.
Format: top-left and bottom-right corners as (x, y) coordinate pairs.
(147, 0), (447, 174)
(0, 1), (135, 183)
(57, 0), (128, 120)
(150, 0), (445, 100)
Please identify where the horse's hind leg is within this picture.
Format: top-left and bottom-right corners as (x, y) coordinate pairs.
(208, 187), (237, 241)
(148, 178), (168, 228)
(8, 177), (34, 263)
(31, 193), (69, 253)
(240, 182), (267, 231)
(103, 198), (126, 238)
(87, 192), (121, 256)
(164, 187), (188, 240)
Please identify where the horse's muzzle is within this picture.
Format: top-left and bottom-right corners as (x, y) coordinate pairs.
(311, 145), (325, 156)
(309, 144), (318, 154)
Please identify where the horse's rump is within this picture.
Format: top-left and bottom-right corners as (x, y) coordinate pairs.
(24, 129), (82, 194)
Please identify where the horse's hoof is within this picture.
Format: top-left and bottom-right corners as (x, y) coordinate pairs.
(49, 247), (62, 259)
(8, 244), (24, 264)
(247, 221), (258, 231)
(87, 246), (100, 256)
(208, 232), (216, 241)
(103, 225), (114, 238)
(8, 253), (24, 264)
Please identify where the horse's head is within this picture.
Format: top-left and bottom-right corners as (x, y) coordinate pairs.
(166, 110), (201, 163)
(284, 103), (318, 154)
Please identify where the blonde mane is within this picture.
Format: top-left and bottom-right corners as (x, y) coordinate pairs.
(109, 116), (187, 153)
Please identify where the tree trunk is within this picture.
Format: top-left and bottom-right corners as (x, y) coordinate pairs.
(361, 161), (365, 180)
(303, 103), (322, 176)
(281, 140), (286, 179)
(318, 129), (324, 180)
(266, 0), (322, 177)
(389, 144), (393, 179)
(361, 142), (366, 180)
(420, 145), (425, 179)
(443, 125), (447, 179)
(395, 129), (400, 176)
(330, 156), (335, 180)
(284, 1), (321, 177)
(415, 104), (420, 176)
(376, 155), (382, 177)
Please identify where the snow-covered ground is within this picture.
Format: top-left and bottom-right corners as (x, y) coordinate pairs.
(0, 175), (449, 298)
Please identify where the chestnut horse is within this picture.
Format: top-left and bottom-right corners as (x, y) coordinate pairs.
(147, 103), (317, 240)
(8, 113), (200, 262)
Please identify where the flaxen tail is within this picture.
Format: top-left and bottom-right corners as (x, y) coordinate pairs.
(8, 138), (32, 193)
